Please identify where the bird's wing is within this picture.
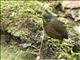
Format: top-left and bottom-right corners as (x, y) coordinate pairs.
(44, 23), (62, 39)
(50, 20), (68, 38)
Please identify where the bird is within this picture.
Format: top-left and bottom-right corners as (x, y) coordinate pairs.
(42, 10), (68, 43)
(38, 10), (68, 60)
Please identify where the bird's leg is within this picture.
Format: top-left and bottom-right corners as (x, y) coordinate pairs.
(36, 31), (44, 60)
(40, 30), (45, 60)
(60, 39), (63, 44)
(60, 39), (66, 52)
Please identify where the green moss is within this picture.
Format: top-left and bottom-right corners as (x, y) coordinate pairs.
(1, 45), (36, 60)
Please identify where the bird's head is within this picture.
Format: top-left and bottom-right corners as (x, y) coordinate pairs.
(42, 10), (57, 25)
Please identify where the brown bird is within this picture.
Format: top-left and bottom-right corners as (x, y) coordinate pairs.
(37, 11), (68, 60)
(42, 10), (68, 43)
